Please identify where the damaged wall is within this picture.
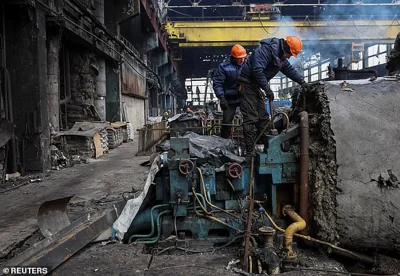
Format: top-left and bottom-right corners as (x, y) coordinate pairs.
(294, 78), (400, 253)
(120, 51), (147, 130)
(67, 47), (99, 127)
(122, 96), (146, 130)
(5, 5), (50, 172)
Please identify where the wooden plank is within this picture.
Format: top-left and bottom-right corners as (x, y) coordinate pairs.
(93, 132), (103, 159)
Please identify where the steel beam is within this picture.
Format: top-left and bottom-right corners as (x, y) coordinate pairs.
(140, 0), (178, 72)
(165, 19), (400, 47)
(167, 3), (400, 8)
(6, 199), (125, 273)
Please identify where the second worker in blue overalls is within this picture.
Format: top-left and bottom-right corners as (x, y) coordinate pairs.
(213, 44), (247, 139)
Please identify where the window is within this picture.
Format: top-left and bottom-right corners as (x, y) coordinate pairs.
(270, 77), (281, 84)
(310, 66), (318, 75)
(351, 60), (363, 70)
(321, 62), (330, 72)
(270, 84), (280, 92)
(311, 74), (319, 82)
(367, 45), (378, 56)
(368, 52), (387, 67)
(321, 61), (330, 79)
(367, 44), (388, 67)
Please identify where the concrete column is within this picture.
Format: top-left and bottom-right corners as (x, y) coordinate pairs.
(94, 0), (106, 120)
(47, 36), (60, 132)
(95, 59), (106, 121)
(143, 55), (149, 124)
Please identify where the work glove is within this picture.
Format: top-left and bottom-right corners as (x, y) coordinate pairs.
(261, 86), (274, 101)
(219, 97), (229, 111)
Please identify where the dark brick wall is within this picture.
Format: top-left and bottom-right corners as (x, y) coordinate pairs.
(5, 5), (50, 172)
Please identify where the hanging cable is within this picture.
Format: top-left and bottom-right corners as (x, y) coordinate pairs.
(258, 14), (279, 35)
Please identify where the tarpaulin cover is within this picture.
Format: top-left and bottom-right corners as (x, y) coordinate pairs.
(169, 113), (204, 137)
(157, 132), (244, 167)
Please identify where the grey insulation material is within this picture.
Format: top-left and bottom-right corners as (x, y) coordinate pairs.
(293, 78), (400, 253)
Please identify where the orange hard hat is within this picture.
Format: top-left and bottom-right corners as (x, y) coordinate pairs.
(230, 44), (247, 59)
(286, 36), (303, 57)
(167, 109), (171, 113)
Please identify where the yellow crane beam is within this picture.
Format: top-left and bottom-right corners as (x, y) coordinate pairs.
(165, 19), (400, 47)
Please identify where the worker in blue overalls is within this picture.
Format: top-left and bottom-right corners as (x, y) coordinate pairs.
(212, 44), (247, 139)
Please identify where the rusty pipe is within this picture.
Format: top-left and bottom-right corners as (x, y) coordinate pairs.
(282, 205), (306, 260)
(243, 157), (255, 271)
(259, 203), (376, 266)
(299, 111), (309, 231)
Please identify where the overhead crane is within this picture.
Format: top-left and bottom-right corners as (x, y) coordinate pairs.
(165, 17), (400, 47)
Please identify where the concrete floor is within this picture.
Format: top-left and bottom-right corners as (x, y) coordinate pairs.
(0, 138), (396, 275)
(0, 139), (347, 276)
(0, 140), (149, 259)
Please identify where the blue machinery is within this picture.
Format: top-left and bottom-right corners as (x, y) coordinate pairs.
(126, 121), (301, 245)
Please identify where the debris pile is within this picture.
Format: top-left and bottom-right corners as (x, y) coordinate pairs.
(50, 145), (69, 170)
(53, 121), (132, 167)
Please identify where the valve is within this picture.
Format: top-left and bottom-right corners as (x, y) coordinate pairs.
(228, 163), (243, 179)
(178, 159), (194, 175)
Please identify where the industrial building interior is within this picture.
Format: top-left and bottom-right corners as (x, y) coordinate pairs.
(0, 0), (400, 275)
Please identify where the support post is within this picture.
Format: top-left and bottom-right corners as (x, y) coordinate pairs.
(47, 36), (60, 132)
(94, 0), (106, 120)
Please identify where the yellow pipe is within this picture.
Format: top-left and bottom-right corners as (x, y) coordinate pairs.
(258, 203), (372, 264)
(197, 168), (241, 219)
(192, 188), (242, 232)
(282, 205), (306, 260)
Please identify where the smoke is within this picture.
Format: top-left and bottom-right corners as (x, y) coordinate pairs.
(269, 1), (400, 68)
